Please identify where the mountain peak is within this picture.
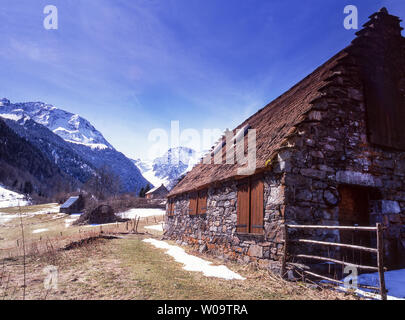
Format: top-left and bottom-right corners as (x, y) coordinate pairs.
(134, 146), (205, 190)
(0, 99), (113, 150)
(0, 98), (10, 106)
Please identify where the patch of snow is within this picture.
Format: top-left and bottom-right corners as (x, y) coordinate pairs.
(0, 204), (60, 225)
(0, 113), (22, 121)
(118, 208), (165, 219)
(32, 228), (49, 234)
(65, 214), (81, 228)
(145, 224), (164, 232)
(327, 268), (405, 300)
(0, 214), (20, 224)
(84, 222), (119, 228)
(355, 269), (405, 300)
(52, 213), (67, 220)
(66, 140), (109, 150)
(337, 286), (403, 301)
(0, 185), (30, 208)
(29, 206), (60, 215)
(143, 239), (246, 281)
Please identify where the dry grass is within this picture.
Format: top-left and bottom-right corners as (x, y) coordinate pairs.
(0, 235), (358, 300)
(0, 204), (357, 300)
(0, 204), (164, 259)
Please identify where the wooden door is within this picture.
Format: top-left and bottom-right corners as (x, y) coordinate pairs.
(338, 185), (372, 265)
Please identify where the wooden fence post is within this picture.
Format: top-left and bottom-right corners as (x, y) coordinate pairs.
(281, 224), (289, 279)
(376, 223), (387, 300)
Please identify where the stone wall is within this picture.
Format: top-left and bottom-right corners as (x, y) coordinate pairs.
(164, 172), (285, 271)
(278, 21), (405, 268)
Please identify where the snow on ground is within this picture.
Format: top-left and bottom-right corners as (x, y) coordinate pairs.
(355, 269), (405, 300)
(118, 208), (165, 219)
(26, 206), (60, 215)
(329, 268), (405, 300)
(143, 239), (245, 281)
(0, 204), (60, 225)
(0, 214), (20, 224)
(32, 228), (49, 234)
(65, 213), (82, 228)
(145, 224), (164, 232)
(0, 185), (30, 208)
(84, 222), (119, 228)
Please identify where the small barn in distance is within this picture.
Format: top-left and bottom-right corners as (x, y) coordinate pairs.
(146, 184), (169, 199)
(60, 195), (85, 214)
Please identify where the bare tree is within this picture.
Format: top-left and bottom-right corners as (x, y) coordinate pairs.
(84, 166), (120, 200)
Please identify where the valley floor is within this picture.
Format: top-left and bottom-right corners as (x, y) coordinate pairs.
(0, 204), (357, 300)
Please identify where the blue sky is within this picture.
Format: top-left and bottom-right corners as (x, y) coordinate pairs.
(1, 0), (404, 159)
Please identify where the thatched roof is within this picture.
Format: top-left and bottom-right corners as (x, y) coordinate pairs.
(168, 48), (347, 197)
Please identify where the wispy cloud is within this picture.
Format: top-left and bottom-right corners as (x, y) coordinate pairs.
(0, 0), (399, 158)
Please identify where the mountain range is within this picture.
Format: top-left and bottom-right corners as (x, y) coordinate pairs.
(132, 147), (203, 190)
(0, 98), (148, 196)
(0, 98), (204, 198)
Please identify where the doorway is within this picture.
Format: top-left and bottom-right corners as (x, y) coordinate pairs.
(338, 185), (372, 266)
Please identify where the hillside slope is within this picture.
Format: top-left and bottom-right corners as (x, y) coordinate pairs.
(0, 117), (68, 197)
(0, 98), (150, 193)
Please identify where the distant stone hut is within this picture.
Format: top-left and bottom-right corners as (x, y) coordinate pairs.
(146, 184), (169, 200)
(60, 195), (85, 214)
(74, 204), (125, 225)
(165, 9), (405, 271)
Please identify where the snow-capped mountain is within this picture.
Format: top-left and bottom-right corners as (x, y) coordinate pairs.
(133, 147), (203, 190)
(0, 98), (112, 149)
(0, 98), (150, 194)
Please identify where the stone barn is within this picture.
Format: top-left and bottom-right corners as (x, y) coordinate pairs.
(164, 8), (405, 271)
(60, 195), (85, 214)
(146, 184), (169, 199)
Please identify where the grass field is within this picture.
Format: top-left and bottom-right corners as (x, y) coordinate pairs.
(0, 204), (357, 300)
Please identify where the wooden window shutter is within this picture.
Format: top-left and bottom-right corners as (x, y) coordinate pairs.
(237, 181), (250, 233)
(364, 76), (405, 150)
(168, 201), (174, 217)
(197, 191), (207, 215)
(250, 178), (264, 234)
(189, 193), (197, 215)
(359, 42), (405, 150)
